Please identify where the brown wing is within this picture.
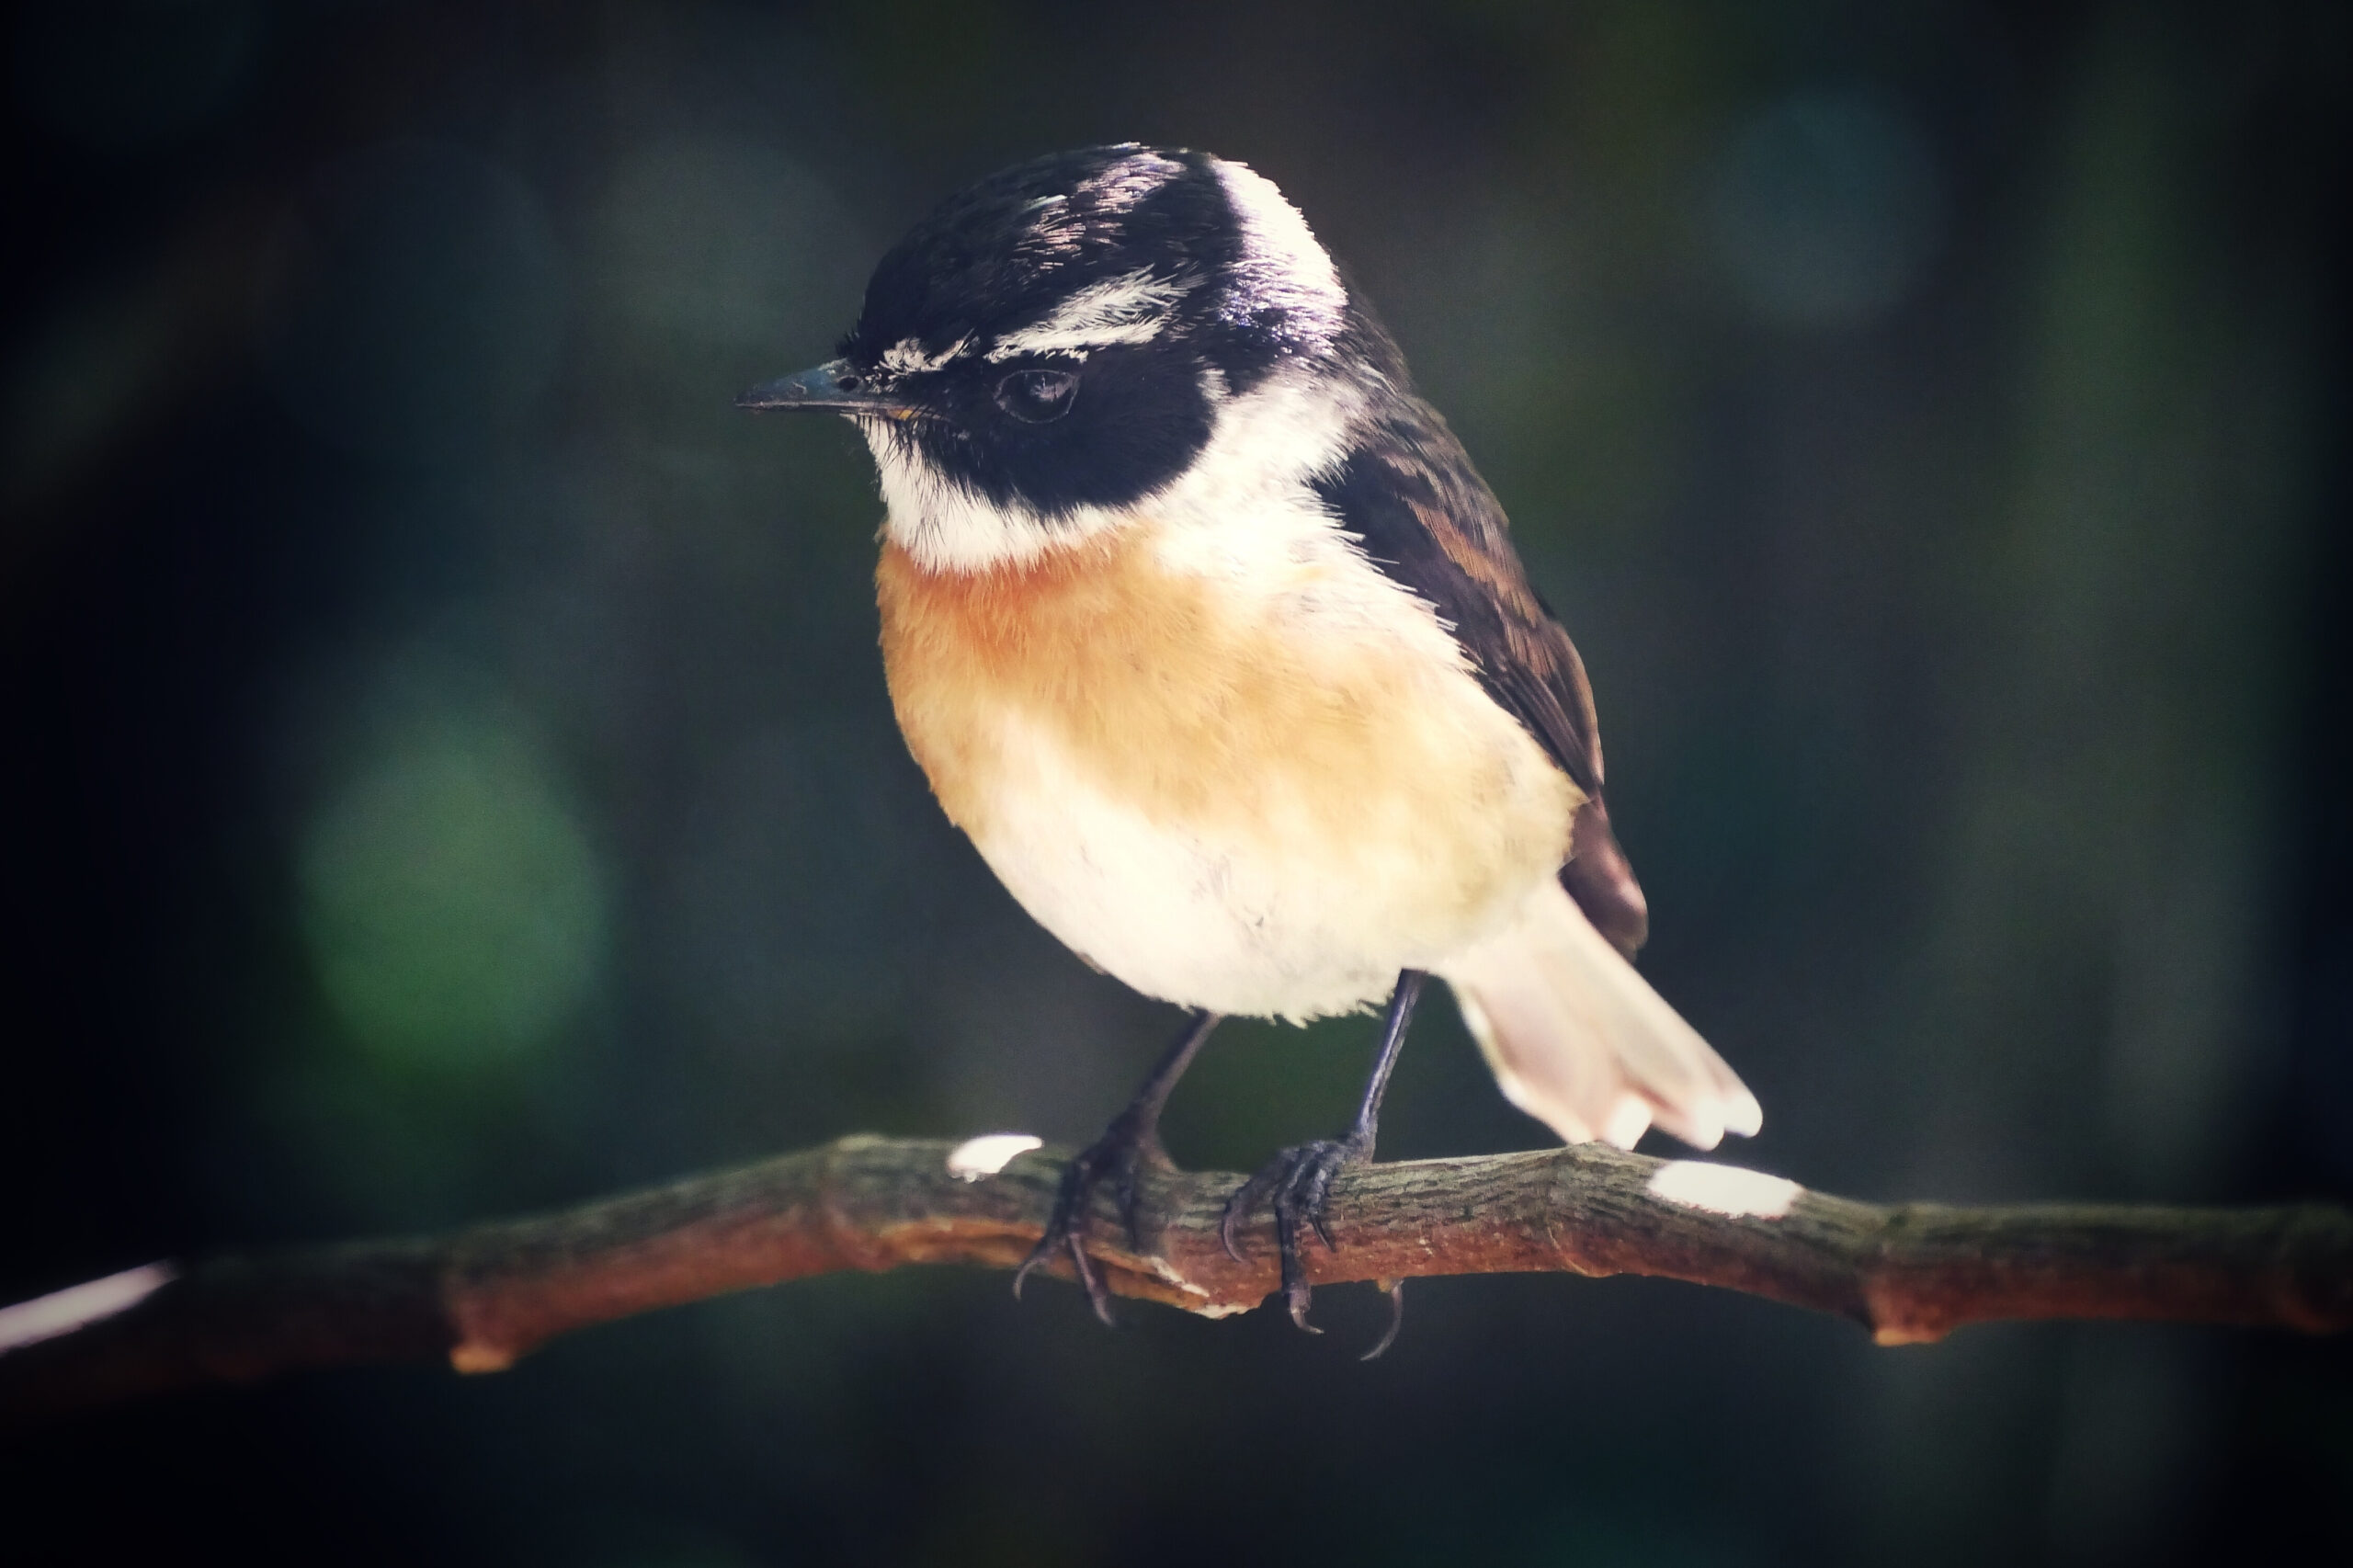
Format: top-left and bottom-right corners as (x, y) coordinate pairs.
(1312, 401), (1651, 957)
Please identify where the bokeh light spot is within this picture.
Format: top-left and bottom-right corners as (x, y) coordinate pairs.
(1703, 86), (1947, 329)
(298, 711), (608, 1074)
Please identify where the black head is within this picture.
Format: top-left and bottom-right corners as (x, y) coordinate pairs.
(743, 145), (1352, 523)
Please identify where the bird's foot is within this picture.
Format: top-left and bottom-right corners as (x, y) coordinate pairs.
(1010, 1111), (1169, 1325)
(1218, 1132), (1405, 1358)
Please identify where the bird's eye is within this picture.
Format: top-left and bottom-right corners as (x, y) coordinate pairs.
(994, 368), (1078, 423)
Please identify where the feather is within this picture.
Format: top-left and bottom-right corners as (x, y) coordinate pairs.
(1311, 372), (1650, 957)
(1438, 880), (1761, 1151)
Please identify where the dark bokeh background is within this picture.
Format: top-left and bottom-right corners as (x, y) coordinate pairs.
(5, 2), (2348, 1563)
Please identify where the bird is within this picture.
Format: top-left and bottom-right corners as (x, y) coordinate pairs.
(741, 144), (1760, 1351)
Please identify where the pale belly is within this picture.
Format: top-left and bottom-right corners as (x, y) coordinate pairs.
(962, 709), (1570, 1018)
(876, 528), (1579, 1020)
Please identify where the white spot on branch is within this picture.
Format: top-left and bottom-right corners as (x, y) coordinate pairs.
(1646, 1161), (1802, 1219)
(0, 1262), (178, 1353)
(947, 1133), (1043, 1180)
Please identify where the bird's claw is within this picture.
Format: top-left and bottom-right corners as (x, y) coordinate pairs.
(1220, 1133), (1387, 1343)
(1010, 1113), (1167, 1325)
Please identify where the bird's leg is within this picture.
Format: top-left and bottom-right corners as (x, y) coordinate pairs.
(1220, 970), (1427, 1354)
(1012, 1009), (1221, 1324)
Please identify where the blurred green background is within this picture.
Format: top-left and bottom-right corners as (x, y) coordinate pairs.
(4, 2), (2348, 1563)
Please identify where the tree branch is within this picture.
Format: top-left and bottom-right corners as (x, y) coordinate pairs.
(6, 1135), (2348, 1425)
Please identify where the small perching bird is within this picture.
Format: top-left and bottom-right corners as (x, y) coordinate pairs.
(742, 145), (1759, 1350)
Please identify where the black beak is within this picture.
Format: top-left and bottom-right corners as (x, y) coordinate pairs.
(736, 358), (910, 415)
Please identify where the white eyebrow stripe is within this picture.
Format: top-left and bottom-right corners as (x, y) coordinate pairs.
(881, 336), (968, 376)
(985, 269), (1193, 360)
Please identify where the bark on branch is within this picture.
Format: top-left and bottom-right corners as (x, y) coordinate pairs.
(6, 1135), (2348, 1425)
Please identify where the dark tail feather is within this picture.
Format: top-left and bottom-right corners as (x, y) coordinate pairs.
(1561, 797), (1648, 960)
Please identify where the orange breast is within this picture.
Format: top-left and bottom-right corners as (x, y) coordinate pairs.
(875, 524), (1578, 936)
